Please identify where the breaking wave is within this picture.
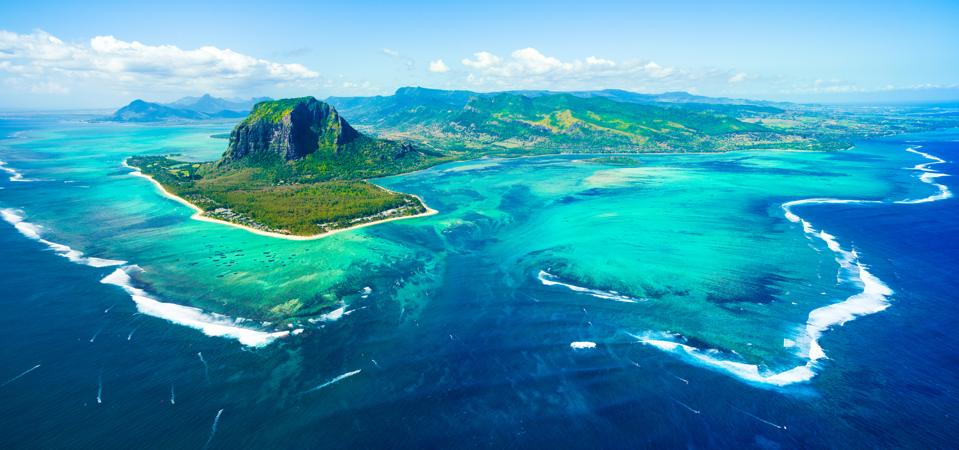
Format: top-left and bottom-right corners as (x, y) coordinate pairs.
(636, 147), (950, 387)
(1, 208), (125, 267)
(0, 159), (36, 182)
(538, 270), (643, 303)
(1, 207), (298, 346)
(100, 266), (296, 347)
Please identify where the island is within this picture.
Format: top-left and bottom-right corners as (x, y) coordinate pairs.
(125, 90), (959, 239)
(126, 97), (442, 238)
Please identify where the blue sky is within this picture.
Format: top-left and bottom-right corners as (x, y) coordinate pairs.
(1, 0), (957, 108)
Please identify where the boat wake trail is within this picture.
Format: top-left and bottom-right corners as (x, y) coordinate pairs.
(732, 405), (788, 430)
(302, 369), (362, 394)
(538, 270), (643, 303)
(2, 364), (41, 387)
(0, 209), (126, 267)
(202, 409), (224, 450)
(198, 352), (210, 382)
(635, 147), (951, 387)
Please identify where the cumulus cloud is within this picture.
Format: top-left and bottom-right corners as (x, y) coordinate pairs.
(0, 29), (320, 98)
(457, 47), (735, 91)
(428, 59), (450, 73)
(728, 72), (748, 84)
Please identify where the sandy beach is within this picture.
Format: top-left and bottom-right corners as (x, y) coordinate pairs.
(122, 159), (438, 241)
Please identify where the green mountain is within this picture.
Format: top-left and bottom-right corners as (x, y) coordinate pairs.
(127, 97), (437, 236)
(127, 90), (877, 237)
(328, 87), (839, 152)
(107, 99), (213, 122)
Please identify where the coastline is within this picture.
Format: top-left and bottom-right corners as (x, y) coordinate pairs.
(122, 159), (438, 241)
(122, 145), (841, 241)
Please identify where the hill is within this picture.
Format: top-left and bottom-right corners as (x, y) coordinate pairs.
(328, 87), (843, 152)
(127, 97), (440, 236)
(105, 94), (270, 122)
(169, 94), (271, 115)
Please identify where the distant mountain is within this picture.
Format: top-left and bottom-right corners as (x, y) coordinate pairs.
(326, 87), (821, 152)
(107, 100), (210, 122)
(105, 94), (271, 122)
(169, 94), (271, 115)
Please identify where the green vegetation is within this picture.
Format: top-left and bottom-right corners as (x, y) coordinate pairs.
(243, 97), (315, 124)
(582, 156), (642, 165)
(128, 97), (438, 236)
(329, 88), (848, 152)
(131, 92), (959, 238)
(128, 154), (428, 235)
(330, 87), (959, 154)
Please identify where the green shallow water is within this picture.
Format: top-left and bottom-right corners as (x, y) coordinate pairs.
(0, 118), (928, 373)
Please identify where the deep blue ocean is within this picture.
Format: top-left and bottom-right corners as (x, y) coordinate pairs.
(0, 117), (957, 448)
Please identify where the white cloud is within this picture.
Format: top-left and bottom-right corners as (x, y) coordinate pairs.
(728, 72), (748, 83)
(381, 47), (415, 70)
(462, 51), (502, 70)
(428, 59), (450, 73)
(0, 29), (320, 99)
(457, 47), (734, 91)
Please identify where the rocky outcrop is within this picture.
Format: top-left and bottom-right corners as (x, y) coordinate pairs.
(222, 97), (360, 163)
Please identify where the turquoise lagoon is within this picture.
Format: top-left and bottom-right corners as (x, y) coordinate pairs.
(1, 116), (957, 447)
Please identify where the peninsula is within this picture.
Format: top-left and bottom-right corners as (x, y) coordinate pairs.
(126, 97), (441, 237)
(126, 90), (957, 238)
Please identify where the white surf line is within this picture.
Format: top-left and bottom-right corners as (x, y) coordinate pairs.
(1, 364), (41, 387)
(0, 159), (36, 182)
(0, 208), (126, 267)
(100, 266), (296, 347)
(732, 405), (788, 430)
(538, 270), (643, 303)
(302, 369), (362, 394)
(636, 147), (952, 387)
(896, 147), (952, 204)
(570, 341), (597, 349)
(308, 304), (355, 323)
(202, 409), (224, 450)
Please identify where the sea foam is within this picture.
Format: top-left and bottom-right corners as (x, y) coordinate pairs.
(636, 147), (949, 387)
(538, 270), (642, 303)
(1, 208), (125, 267)
(100, 266), (293, 347)
(0, 159), (36, 182)
(895, 148), (953, 204)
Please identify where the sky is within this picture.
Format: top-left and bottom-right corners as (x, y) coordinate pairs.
(1, 0), (958, 109)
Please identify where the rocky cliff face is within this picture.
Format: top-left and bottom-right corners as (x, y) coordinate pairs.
(222, 97), (360, 163)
